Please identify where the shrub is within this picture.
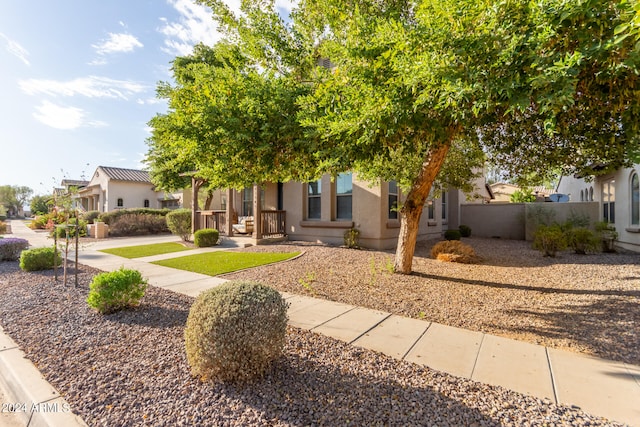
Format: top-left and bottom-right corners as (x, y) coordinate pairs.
(533, 225), (567, 257)
(184, 281), (288, 384)
(81, 210), (101, 224)
(87, 267), (148, 314)
(595, 221), (618, 253)
(430, 240), (478, 264)
(166, 208), (192, 241)
(0, 221), (6, 234)
(458, 224), (472, 238)
(52, 218), (88, 239)
(0, 238), (29, 261)
(98, 208), (170, 226)
(19, 247), (61, 271)
(444, 229), (461, 241)
(343, 227), (360, 249)
(108, 213), (169, 237)
(565, 227), (600, 254)
(194, 228), (219, 247)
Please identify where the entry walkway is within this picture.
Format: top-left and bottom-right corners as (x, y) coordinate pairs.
(2, 220), (639, 426)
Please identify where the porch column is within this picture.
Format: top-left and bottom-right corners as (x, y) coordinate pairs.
(191, 177), (200, 235)
(225, 188), (234, 236)
(252, 184), (262, 239)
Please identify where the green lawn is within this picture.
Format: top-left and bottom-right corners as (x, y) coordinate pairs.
(152, 251), (300, 276)
(100, 242), (191, 258)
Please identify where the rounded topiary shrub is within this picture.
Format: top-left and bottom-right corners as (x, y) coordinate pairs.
(185, 281), (288, 384)
(430, 240), (478, 264)
(0, 238), (29, 261)
(19, 247), (61, 271)
(194, 228), (219, 247)
(87, 267), (148, 314)
(443, 229), (461, 241)
(458, 224), (472, 238)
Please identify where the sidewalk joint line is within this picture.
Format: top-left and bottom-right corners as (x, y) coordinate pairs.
(310, 306), (358, 331)
(348, 312), (393, 345)
(401, 321), (431, 361)
(545, 347), (559, 405)
(469, 333), (485, 379)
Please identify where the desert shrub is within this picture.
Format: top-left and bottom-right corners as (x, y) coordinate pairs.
(166, 208), (192, 241)
(0, 238), (29, 261)
(430, 240), (478, 264)
(30, 211), (67, 230)
(81, 210), (101, 224)
(595, 221), (618, 253)
(52, 218), (88, 239)
(194, 228), (219, 247)
(19, 247), (61, 271)
(87, 267), (148, 314)
(0, 221), (6, 234)
(444, 229), (461, 241)
(185, 281), (288, 384)
(533, 225), (567, 257)
(344, 227), (360, 249)
(458, 224), (472, 238)
(565, 227), (600, 254)
(98, 208), (170, 225)
(108, 213), (169, 237)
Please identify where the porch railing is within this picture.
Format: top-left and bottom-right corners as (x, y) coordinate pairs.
(194, 210), (286, 238)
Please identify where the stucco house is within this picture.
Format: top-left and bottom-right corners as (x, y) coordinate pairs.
(556, 164), (640, 252)
(193, 172), (492, 250)
(74, 166), (183, 213)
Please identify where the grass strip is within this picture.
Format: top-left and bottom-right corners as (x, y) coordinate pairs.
(152, 251), (299, 276)
(100, 242), (191, 259)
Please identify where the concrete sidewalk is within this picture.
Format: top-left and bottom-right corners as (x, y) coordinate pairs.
(2, 220), (640, 426)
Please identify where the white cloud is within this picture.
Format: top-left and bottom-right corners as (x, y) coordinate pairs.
(0, 32), (30, 66)
(136, 97), (164, 105)
(33, 101), (107, 130)
(158, 0), (225, 56)
(19, 76), (147, 100)
(92, 32), (143, 55)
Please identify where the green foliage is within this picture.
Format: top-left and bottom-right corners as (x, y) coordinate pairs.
(343, 227), (360, 249)
(29, 195), (50, 216)
(166, 208), (192, 241)
(595, 221), (619, 253)
(533, 225), (567, 257)
(184, 281), (288, 383)
(510, 188), (536, 203)
(0, 185), (32, 217)
(98, 208), (170, 225)
(19, 247), (61, 271)
(565, 227), (600, 255)
(298, 271), (317, 295)
(81, 210), (101, 224)
(194, 228), (219, 247)
(0, 238), (29, 261)
(108, 213), (169, 237)
(0, 205), (6, 221)
(87, 268), (148, 314)
(444, 229), (461, 241)
(0, 221), (5, 234)
(458, 224), (472, 238)
(52, 218), (87, 239)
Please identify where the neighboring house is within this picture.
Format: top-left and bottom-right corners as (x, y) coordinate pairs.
(489, 182), (553, 203)
(556, 165), (640, 252)
(194, 172), (492, 250)
(56, 179), (89, 211)
(74, 166), (183, 213)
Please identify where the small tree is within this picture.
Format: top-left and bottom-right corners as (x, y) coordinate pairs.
(166, 208), (192, 241)
(30, 195), (51, 216)
(510, 188), (537, 203)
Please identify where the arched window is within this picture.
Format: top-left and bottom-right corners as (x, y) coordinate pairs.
(632, 172), (639, 226)
(117, 198), (123, 208)
(589, 187), (594, 201)
(580, 190), (584, 202)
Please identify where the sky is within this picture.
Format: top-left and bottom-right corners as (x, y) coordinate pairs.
(0, 0), (292, 197)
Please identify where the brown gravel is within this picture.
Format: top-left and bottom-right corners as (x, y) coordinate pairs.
(0, 259), (626, 426)
(224, 237), (640, 365)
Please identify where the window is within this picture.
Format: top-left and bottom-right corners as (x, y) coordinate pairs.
(632, 172), (639, 226)
(580, 190), (584, 202)
(144, 199), (150, 208)
(427, 199), (435, 220)
(589, 187), (594, 201)
(388, 181), (398, 220)
(242, 188), (253, 216)
(117, 198), (123, 208)
(307, 179), (321, 219)
(441, 191), (447, 220)
(336, 173), (352, 220)
(602, 179), (615, 223)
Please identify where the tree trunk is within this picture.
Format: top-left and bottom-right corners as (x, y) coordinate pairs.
(394, 138), (454, 274)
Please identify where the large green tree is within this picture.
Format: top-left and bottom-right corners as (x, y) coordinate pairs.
(150, 0), (639, 274)
(0, 185), (33, 217)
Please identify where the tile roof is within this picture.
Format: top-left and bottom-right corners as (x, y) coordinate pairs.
(98, 166), (151, 183)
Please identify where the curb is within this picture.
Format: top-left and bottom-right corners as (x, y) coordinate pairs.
(0, 327), (87, 427)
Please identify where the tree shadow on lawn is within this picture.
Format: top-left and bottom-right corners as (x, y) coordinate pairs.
(504, 297), (640, 365)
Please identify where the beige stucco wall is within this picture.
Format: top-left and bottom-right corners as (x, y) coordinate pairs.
(107, 181), (161, 211)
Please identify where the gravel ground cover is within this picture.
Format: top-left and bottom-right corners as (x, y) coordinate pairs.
(224, 238), (640, 365)
(0, 261), (623, 426)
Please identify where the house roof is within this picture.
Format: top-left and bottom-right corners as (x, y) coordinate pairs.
(98, 166), (151, 183)
(60, 179), (89, 188)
